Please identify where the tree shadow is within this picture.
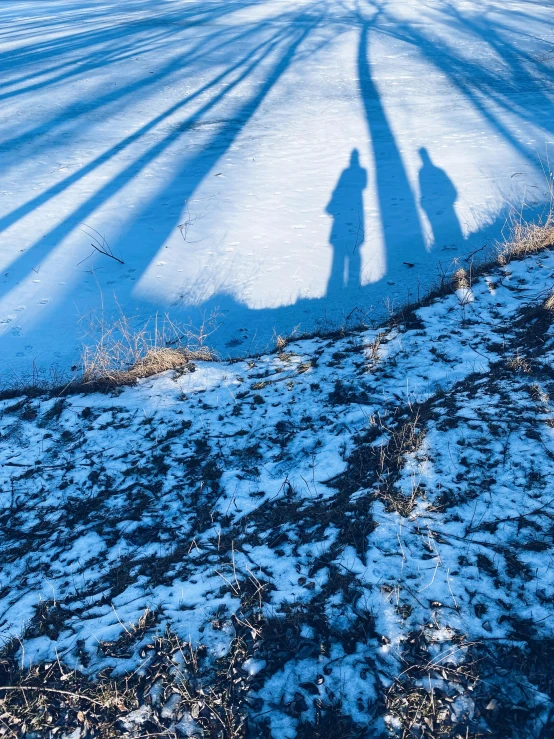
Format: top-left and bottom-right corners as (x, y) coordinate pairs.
(0, 6), (323, 302)
(357, 19), (428, 275)
(0, 0), (553, 370)
(374, 0), (554, 168)
(163, 0), (549, 355)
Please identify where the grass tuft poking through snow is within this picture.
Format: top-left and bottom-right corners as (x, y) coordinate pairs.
(80, 310), (218, 389)
(498, 210), (554, 266)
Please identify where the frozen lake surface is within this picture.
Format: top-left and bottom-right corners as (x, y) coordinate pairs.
(0, 0), (553, 375)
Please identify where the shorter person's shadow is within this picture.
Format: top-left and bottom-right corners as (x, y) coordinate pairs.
(326, 148), (367, 295)
(418, 147), (463, 251)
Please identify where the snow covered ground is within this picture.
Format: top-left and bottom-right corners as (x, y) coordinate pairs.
(2, 244), (554, 736)
(1, 0), (554, 378)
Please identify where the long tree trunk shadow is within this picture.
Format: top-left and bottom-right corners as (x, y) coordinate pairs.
(357, 20), (428, 278)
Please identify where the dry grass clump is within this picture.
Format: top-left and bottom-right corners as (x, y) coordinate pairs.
(275, 334), (288, 351)
(385, 633), (554, 738)
(82, 345), (212, 387)
(0, 624), (247, 739)
(543, 291), (554, 311)
(452, 267), (470, 291)
(497, 210), (554, 265)
(80, 309), (218, 387)
(0, 308), (220, 397)
(506, 351), (532, 373)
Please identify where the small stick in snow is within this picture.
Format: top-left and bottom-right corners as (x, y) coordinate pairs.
(78, 225), (124, 265)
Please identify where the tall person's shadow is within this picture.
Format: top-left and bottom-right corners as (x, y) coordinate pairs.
(326, 149), (367, 295)
(418, 147), (464, 251)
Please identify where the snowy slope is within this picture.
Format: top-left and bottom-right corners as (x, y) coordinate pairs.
(2, 246), (554, 737)
(1, 0), (553, 376)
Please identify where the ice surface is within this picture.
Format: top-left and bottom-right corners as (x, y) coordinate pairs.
(0, 0), (553, 376)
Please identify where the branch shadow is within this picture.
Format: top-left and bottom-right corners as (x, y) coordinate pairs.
(0, 5), (325, 303)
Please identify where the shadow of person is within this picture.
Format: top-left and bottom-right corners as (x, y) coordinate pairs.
(326, 149), (367, 295)
(418, 147), (464, 252)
